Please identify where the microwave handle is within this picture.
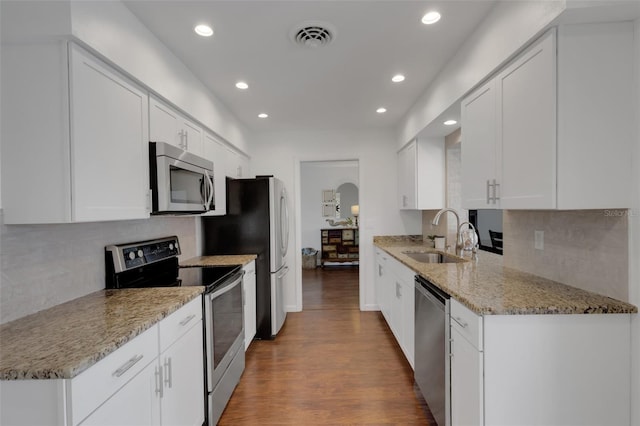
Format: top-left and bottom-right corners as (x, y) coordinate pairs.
(204, 170), (214, 210)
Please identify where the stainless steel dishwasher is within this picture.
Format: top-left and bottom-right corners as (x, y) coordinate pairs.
(415, 275), (450, 426)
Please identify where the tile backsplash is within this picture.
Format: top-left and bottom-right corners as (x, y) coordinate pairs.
(0, 211), (197, 324)
(503, 210), (629, 301)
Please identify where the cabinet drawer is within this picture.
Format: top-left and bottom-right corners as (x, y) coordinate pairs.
(69, 325), (159, 425)
(159, 296), (203, 353)
(450, 298), (483, 350)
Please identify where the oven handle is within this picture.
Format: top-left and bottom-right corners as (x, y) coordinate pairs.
(209, 271), (244, 299)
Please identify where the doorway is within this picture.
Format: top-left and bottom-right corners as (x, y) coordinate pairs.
(299, 160), (360, 311)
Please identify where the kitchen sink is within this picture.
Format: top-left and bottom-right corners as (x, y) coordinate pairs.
(402, 251), (460, 264)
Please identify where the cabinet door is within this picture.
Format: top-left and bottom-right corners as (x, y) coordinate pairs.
(225, 146), (241, 178)
(461, 79), (498, 209)
(401, 279), (415, 369)
(160, 321), (205, 426)
(181, 118), (203, 156)
(243, 261), (257, 350)
(79, 361), (160, 426)
(497, 30), (556, 209)
(238, 153), (250, 178)
(450, 327), (483, 426)
(150, 97), (180, 148)
(391, 279), (403, 343)
(202, 132), (227, 215)
(397, 141), (417, 209)
(69, 44), (150, 222)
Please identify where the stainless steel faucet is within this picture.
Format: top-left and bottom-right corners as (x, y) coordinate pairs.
(458, 221), (479, 259)
(432, 208), (461, 254)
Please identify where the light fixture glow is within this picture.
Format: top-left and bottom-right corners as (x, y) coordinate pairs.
(421, 11), (441, 25)
(376, 107), (387, 114)
(444, 119), (457, 126)
(258, 113), (269, 118)
(194, 24), (214, 37)
(235, 81), (249, 90)
(392, 74), (405, 83)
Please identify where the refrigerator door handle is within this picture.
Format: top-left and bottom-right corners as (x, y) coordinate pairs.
(276, 266), (289, 279)
(280, 188), (289, 257)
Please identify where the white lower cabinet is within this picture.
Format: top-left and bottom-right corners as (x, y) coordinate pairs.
(0, 297), (204, 426)
(450, 299), (483, 426)
(243, 260), (257, 350)
(79, 360), (160, 426)
(449, 299), (632, 426)
(375, 249), (415, 369)
(158, 320), (205, 426)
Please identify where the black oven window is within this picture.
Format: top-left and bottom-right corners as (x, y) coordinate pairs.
(212, 284), (243, 368)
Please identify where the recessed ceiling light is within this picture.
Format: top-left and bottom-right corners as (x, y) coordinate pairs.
(444, 119), (457, 126)
(421, 11), (441, 25)
(392, 74), (405, 83)
(194, 24), (214, 37)
(258, 113), (269, 118)
(376, 107), (387, 114)
(235, 81), (249, 90)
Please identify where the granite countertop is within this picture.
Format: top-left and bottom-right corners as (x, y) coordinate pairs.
(0, 287), (204, 380)
(180, 254), (257, 267)
(374, 236), (637, 316)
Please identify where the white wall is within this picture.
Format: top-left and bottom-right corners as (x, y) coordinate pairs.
(250, 129), (422, 312)
(629, 17), (640, 426)
(397, 1), (565, 147)
(300, 161), (359, 254)
(0, 213), (198, 324)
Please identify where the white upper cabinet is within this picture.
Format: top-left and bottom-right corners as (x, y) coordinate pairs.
(398, 138), (445, 210)
(225, 146), (251, 179)
(497, 30), (556, 209)
(70, 45), (151, 222)
(202, 132), (227, 216)
(150, 96), (203, 156)
(1, 41), (150, 224)
(461, 23), (634, 210)
(461, 80), (498, 209)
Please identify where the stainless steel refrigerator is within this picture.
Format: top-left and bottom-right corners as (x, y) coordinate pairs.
(202, 176), (289, 339)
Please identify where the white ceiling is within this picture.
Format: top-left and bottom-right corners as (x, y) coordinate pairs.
(124, 1), (496, 133)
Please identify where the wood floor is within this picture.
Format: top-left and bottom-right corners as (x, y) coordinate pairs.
(218, 266), (433, 425)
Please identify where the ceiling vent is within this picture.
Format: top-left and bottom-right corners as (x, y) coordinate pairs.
(291, 22), (336, 48)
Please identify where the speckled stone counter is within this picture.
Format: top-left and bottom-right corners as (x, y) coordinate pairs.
(180, 254), (257, 267)
(374, 236), (637, 315)
(0, 287), (203, 380)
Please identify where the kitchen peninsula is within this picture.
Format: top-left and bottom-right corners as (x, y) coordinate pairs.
(375, 235), (636, 426)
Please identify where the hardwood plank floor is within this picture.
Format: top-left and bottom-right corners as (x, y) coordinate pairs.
(218, 266), (433, 425)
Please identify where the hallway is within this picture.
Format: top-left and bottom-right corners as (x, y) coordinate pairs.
(218, 267), (432, 425)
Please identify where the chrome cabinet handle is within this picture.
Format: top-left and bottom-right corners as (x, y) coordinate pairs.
(155, 365), (163, 398)
(163, 357), (173, 388)
(493, 179), (500, 203)
(453, 316), (468, 328)
(179, 314), (196, 326)
(112, 354), (143, 378)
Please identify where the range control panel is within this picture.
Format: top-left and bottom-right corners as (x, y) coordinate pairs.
(106, 236), (181, 273)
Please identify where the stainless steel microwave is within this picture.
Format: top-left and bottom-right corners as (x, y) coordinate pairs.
(149, 141), (214, 214)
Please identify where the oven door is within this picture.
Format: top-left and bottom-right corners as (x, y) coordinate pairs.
(204, 272), (244, 392)
(155, 155), (213, 213)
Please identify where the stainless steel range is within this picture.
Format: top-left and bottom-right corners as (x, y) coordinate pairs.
(105, 236), (245, 425)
